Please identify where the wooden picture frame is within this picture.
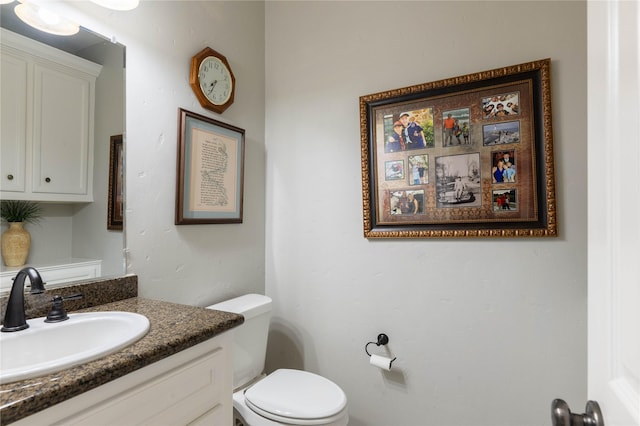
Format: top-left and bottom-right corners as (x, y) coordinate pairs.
(175, 108), (245, 224)
(360, 58), (556, 238)
(107, 134), (124, 230)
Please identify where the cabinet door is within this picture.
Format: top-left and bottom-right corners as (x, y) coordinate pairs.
(1, 52), (28, 193)
(188, 404), (227, 425)
(39, 339), (232, 426)
(32, 64), (92, 196)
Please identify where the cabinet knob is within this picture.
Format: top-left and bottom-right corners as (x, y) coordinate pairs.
(7, 174), (13, 180)
(45, 177), (51, 183)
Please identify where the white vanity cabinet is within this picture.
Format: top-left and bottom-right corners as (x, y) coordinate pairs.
(0, 258), (102, 292)
(12, 331), (234, 426)
(0, 29), (101, 202)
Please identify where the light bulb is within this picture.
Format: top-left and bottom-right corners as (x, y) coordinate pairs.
(14, 2), (79, 36)
(89, 0), (139, 11)
(37, 7), (61, 26)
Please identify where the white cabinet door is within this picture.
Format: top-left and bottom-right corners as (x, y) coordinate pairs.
(0, 51), (28, 193)
(32, 64), (92, 196)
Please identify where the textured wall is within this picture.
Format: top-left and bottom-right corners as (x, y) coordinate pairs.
(52, 1), (267, 306)
(264, 2), (587, 425)
(122, 2), (266, 306)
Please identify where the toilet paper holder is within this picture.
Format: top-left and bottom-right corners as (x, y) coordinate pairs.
(365, 333), (396, 365)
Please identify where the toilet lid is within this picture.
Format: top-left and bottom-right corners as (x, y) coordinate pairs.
(244, 369), (347, 422)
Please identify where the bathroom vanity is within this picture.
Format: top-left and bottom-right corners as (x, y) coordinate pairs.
(0, 277), (243, 425)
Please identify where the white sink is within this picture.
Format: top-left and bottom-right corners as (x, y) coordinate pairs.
(0, 311), (150, 384)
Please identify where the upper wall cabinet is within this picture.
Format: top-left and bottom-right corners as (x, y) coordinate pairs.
(1, 29), (102, 202)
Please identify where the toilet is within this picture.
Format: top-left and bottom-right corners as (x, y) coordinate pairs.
(208, 294), (349, 426)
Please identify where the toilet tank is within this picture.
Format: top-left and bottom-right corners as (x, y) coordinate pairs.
(207, 294), (272, 390)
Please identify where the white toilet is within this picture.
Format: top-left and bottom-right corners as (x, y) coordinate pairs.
(208, 294), (349, 426)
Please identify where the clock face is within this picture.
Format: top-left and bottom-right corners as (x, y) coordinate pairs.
(198, 56), (233, 105)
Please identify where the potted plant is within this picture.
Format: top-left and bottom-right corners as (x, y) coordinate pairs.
(1, 200), (42, 267)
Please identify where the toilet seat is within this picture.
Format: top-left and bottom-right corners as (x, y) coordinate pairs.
(244, 369), (347, 425)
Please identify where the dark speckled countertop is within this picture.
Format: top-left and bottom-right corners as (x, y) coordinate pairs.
(0, 279), (243, 425)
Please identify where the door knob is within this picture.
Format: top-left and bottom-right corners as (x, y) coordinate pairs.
(551, 399), (604, 426)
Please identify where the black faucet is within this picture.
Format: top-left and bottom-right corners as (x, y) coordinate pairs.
(1, 267), (45, 332)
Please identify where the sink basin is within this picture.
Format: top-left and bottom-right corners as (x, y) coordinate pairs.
(0, 311), (150, 384)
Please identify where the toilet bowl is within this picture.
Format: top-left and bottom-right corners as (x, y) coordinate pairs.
(234, 369), (348, 426)
(208, 294), (349, 426)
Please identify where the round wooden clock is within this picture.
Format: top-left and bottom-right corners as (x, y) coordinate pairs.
(190, 47), (235, 114)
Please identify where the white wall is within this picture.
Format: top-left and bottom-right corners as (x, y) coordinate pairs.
(72, 40), (125, 277)
(124, 1), (266, 305)
(51, 1), (267, 306)
(17, 204), (74, 263)
(265, 2), (587, 425)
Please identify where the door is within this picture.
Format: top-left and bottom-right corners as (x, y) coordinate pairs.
(571, 1), (640, 425)
(32, 63), (92, 196)
(0, 50), (28, 193)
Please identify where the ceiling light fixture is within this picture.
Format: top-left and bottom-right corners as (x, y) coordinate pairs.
(89, 0), (139, 11)
(0, 0), (15, 5)
(14, 2), (79, 36)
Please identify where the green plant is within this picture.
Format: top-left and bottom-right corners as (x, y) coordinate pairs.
(0, 200), (42, 224)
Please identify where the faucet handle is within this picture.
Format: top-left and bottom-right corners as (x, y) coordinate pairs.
(62, 293), (83, 301)
(44, 293), (83, 323)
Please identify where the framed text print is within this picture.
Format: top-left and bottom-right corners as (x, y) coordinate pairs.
(176, 108), (245, 224)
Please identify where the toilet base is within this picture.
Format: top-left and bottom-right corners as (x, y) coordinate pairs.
(233, 406), (250, 426)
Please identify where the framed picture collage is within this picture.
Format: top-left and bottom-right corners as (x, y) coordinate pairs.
(360, 59), (556, 238)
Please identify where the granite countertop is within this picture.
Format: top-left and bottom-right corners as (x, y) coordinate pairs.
(0, 297), (244, 425)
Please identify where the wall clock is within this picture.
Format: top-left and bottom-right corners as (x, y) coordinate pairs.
(189, 47), (235, 114)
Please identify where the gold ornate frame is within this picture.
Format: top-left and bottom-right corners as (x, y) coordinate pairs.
(360, 59), (556, 238)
